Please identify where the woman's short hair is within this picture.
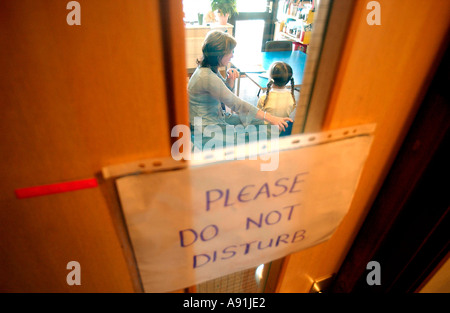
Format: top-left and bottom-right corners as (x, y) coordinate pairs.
(198, 30), (237, 71)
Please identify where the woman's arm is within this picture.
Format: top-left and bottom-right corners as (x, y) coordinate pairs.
(207, 73), (292, 131)
(255, 110), (292, 132)
(207, 72), (258, 117)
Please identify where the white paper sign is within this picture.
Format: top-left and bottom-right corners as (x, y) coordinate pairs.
(115, 128), (374, 292)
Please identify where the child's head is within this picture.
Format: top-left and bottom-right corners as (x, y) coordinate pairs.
(268, 62), (293, 87)
(262, 61), (296, 110)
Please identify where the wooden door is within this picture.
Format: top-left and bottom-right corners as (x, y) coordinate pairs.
(0, 0), (187, 292)
(2, 0), (449, 294)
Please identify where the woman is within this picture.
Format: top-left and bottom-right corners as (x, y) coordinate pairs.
(188, 30), (292, 148)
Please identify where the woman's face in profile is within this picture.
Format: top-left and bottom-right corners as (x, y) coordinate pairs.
(220, 50), (234, 67)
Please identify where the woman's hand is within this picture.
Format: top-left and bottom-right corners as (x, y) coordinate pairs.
(256, 110), (292, 132)
(225, 68), (239, 90)
(226, 68), (240, 81)
(265, 114), (293, 132)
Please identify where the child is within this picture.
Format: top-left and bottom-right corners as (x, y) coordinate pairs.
(257, 61), (296, 122)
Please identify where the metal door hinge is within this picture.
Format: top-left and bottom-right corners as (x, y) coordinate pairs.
(309, 275), (335, 293)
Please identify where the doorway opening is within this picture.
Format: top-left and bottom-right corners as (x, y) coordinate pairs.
(183, 0), (322, 128)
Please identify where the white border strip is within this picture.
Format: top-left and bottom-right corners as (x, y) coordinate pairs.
(102, 123), (376, 179)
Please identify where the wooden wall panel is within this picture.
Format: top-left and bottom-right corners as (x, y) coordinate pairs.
(0, 0), (173, 292)
(159, 0), (190, 131)
(277, 0), (450, 292)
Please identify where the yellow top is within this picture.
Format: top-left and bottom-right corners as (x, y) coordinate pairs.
(257, 88), (296, 123)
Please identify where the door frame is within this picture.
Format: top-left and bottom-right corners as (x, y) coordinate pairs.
(331, 41), (450, 293)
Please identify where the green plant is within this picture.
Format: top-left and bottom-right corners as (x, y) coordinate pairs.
(211, 0), (238, 17)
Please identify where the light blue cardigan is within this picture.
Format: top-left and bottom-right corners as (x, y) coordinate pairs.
(188, 67), (259, 127)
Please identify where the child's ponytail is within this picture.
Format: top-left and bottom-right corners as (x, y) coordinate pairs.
(290, 77), (296, 108)
(262, 79), (274, 109)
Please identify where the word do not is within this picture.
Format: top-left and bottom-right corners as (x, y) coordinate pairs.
(179, 204), (300, 248)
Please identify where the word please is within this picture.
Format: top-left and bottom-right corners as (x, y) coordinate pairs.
(205, 172), (308, 211)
